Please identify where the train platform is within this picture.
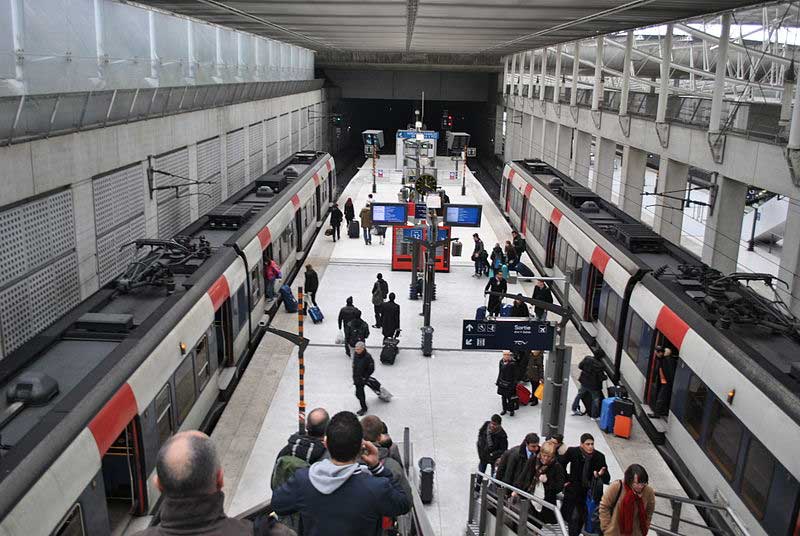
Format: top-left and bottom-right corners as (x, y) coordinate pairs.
(212, 155), (704, 535)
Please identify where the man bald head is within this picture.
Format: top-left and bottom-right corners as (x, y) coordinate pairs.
(155, 431), (222, 497)
(306, 407), (330, 438)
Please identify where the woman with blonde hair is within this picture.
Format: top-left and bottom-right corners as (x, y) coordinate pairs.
(513, 440), (566, 525)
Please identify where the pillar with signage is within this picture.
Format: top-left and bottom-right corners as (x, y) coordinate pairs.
(396, 130), (438, 171)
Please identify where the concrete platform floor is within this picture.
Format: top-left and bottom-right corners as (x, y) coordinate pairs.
(214, 155), (705, 535)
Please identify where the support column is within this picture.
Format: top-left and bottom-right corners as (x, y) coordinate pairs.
(701, 176), (747, 273)
(570, 41), (580, 107)
(570, 130), (592, 186)
(778, 198), (800, 315)
(503, 56), (509, 94)
(555, 124), (572, 173)
(789, 70), (800, 149)
(708, 14), (731, 132)
(518, 52), (526, 95)
(528, 112), (536, 156)
(656, 25), (673, 123)
(527, 50), (536, 98)
(652, 158), (688, 244)
(540, 48), (547, 101)
(10, 0), (24, 83)
(553, 44), (562, 103)
(594, 137), (616, 201)
(93, 0), (107, 81)
(592, 37), (604, 111)
(619, 146), (647, 216)
(619, 31), (633, 116)
(510, 54), (518, 95)
(494, 105), (504, 155)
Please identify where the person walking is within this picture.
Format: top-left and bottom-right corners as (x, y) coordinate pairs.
(559, 433), (611, 536)
(304, 265), (319, 307)
(371, 274), (389, 328)
(471, 233), (485, 277)
(345, 311), (370, 359)
(329, 203), (343, 242)
(532, 279), (553, 321)
(571, 354), (606, 418)
(475, 414), (508, 486)
(649, 347), (677, 419)
(484, 271), (507, 318)
(525, 350), (544, 406)
(338, 297), (361, 357)
(495, 433), (540, 486)
(380, 293), (400, 341)
(352, 342), (375, 416)
(496, 351), (518, 416)
(359, 204), (373, 245)
(513, 441), (567, 526)
(599, 464), (655, 536)
(264, 256), (282, 302)
(344, 197), (355, 225)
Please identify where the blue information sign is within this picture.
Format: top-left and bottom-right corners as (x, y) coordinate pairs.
(371, 203), (408, 224)
(402, 227), (424, 240)
(443, 204), (482, 227)
(396, 130), (439, 140)
(414, 203), (428, 219)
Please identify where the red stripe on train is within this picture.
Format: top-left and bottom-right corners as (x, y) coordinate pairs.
(208, 276), (231, 311)
(524, 184), (533, 198)
(88, 384), (138, 456)
(312, 173), (320, 186)
(655, 306), (690, 350)
(257, 227), (272, 249)
(591, 247), (611, 273)
(325, 160), (332, 172)
(551, 208), (562, 226)
(291, 195), (301, 210)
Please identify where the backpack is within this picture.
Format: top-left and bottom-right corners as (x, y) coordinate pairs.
(271, 455), (310, 491)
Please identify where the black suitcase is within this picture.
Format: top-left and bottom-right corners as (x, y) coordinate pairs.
(380, 344), (397, 365)
(515, 262), (534, 277)
(418, 457), (435, 504)
(613, 398), (635, 418)
(348, 221), (360, 238)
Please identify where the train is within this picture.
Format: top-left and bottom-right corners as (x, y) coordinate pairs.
(500, 158), (800, 536)
(0, 151), (336, 535)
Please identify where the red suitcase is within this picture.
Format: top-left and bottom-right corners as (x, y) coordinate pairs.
(516, 383), (531, 405)
(614, 415), (632, 439)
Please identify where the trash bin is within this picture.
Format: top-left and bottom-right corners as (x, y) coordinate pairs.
(418, 457), (435, 504)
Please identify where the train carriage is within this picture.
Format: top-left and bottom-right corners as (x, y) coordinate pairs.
(0, 152), (335, 536)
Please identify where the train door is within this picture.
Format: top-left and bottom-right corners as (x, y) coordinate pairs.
(504, 180), (512, 213)
(644, 333), (676, 407)
(520, 198), (528, 236)
(295, 210), (303, 252)
(102, 418), (146, 532)
(584, 265), (604, 321)
(213, 299), (234, 368)
(545, 223), (558, 267)
(315, 186), (322, 222)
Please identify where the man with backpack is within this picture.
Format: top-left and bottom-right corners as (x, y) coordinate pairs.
(338, 297), (361, 357)
(571, 354), (606, 418)
(345, 311), (370, 358)
(371, 274), (389, 328)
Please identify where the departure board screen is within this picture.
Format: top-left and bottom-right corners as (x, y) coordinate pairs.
(371, 203), (408, 224)
(443, 204), (482, 227)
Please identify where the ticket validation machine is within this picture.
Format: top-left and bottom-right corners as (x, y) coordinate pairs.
(391, 225), (451, 273)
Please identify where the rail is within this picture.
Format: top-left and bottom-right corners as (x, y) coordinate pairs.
(466, 472), (569, 536)
(650, 491), (750, 536)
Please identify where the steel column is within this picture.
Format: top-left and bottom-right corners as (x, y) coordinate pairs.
(503, 56), (509, 94)
(10, 0), (24, 82)
(553, 44), (562, 103)
(148, 11), (159, 80)
(789, 71), (800, 148)
(540, 48), (547, 101)
(591, 37), (604, 110)
(188, 21), (197, 80)
(570, 41), (580, 106)
(619, 31), (633, 116)
(709, 14), (731, 132)
(93, 0), (106, 79)
(656, 25), (673, 123)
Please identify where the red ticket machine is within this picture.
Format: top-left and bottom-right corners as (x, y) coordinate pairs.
(390, 225), (451, 272)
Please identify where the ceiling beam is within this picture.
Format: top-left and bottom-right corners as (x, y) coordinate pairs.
(406, 0), (419, 51)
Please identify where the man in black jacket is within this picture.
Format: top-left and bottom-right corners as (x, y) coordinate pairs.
(329, 203), (343, 241)
(337, 297), (361, 356)
(495, 433), (540, 486)
(275, 407), (330, 463)
(475, 414), (508, 486)
(471, 233), (485, 277)
(559, 433), (611, 536)
(510, 294), (530, 317)
(484, 272), (507, 318)
(571, 355), (606, 418)
(352, 342), (375, 416)
(380, 292), (400, 340)
(272, 411), (410, 536)
(345, 311), (370, 358)
(371, 274), (389, 328)
(650, 346), (677, 419)
(304, 265), (319, 307)
(532, 279), (553, 321)
(512, 230), (525, 260)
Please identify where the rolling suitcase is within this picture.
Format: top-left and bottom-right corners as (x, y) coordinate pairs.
(515, 262), (534, 277)
(500, 304), (513, 317)
(607, 385), (629, 399)
(308, 306), (324, 324)
(516, 383), (531, 405)
(366, 377), (393, 402)
(380, 343), (397, 365)
(613, 398), (635, 418)
(614, 415), (633, 439)
(599, 397), (619, 433)
(280, 284), (298, 313)
(476, 306), (487, 321)
(348, 221), (360, 238)
(451, 240), (463, 256)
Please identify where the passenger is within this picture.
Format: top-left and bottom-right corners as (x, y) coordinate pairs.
(132, 431), (253, 536)
(377, 421), (404, 468)
(525, 350), (544, 407)
(490, 243), (506, 272)
(513, 441), (567, 525)
(264, 257), (282, 302)
(374, 224), (387, 245)
(571, 354), (606, 418)
(329, 203), (343, 242)
(344, 197), (355, 225)
(359, 204), (373, 245)
(352, 342), (375, 416)
(510, 294), (530, 317)
(475, 414), (508, 488)
(504, 240), (518, 270)
(484, 271), (507, 318)
(303, 265), (319, 307)
(371, 273), (389, 328)
(513, 348), (530, 385)
(532, 279), (553, 322)
(511, 230), (525, 261)
(380, 292), (400, 341)
(360, 415), (412, 500)
(337, 297), (361, 357)
(345, 311), (370, 361)
(495, 433), (540, 486)
(496, 351), (518, 416)
(471, 233), (485, 277)
(271, 411), (411, 536)
(599, 464), (655, 536)
(479, 248), (490, 277)
(559, 433), (611, 536)
(649, 347), (677, 420)
(546, 433), (568, 456)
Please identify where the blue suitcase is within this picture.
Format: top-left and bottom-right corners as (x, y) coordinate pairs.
(308, 305), (324, 324)
(600, 397), (619, 433)
(500, 304), (513, 317)
(476, 306), (487, 321)
(516, 262), (534, 277)
(280, 284), (298, 313)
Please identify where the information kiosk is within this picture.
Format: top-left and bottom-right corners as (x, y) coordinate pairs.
(391, 225), (451, 272)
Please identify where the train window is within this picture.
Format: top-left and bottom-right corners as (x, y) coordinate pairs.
(194, 336), (211, 392)
(566, 246), (576, 277)
(558, 241), (569, 272)
(174, 356), (196, 425)
(250, 265), (262, 308)
(52, 503), (84, 536)
(625, 312), (644, 362)
(683, 374), (707, 440)
(236, 285), (248, 332)
(602, 289), (620, 337)
(740, 437), (774, 520)
(554, 237), (563, 269)
(155, 384), (173, 446)
(572, 255), (584, 287)
(705, 398), (743, 482)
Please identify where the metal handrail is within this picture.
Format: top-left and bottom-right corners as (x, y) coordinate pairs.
(647, 491), (750, 536)
(467, 471), (569, 536)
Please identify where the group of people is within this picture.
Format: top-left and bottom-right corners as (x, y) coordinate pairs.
(328, 197), (386, 245)
(495, 349), (544, 416)
(471, 230), (526, 277)
(477, 418), (655, 536)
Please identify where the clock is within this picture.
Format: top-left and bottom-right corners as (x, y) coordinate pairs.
(414, 173), (438, 195)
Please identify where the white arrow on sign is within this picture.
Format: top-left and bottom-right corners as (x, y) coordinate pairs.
(466, 324), (474, 332)
(465, 338), (474, 346)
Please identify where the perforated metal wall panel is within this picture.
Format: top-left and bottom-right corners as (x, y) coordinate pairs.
(249, 122), (263, 180)
(226, 129), (246, 194)
(266, 117), (278, 168)
(197, 137), (222, 215)
(291, 110), (300, 152)
(96, 214), (146, 287)
(155, 148), (191, 239)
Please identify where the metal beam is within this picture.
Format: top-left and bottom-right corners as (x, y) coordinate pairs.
(406, 0), (419, 51)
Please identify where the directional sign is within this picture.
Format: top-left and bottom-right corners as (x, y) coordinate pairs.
(461, 320), (555, 351)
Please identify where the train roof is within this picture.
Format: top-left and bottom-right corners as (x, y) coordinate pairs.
(0, 151), (329, 474)
(512, 159), (800, 391)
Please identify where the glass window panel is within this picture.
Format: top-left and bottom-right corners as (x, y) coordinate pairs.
(174, 357), (196, 424)
(53, 504), (84, 536)
(740, 438), (774, 520)
(625, 313), (643, 362)
(194, 336), (211, 392)
(706, 399), (743, 482)
(156, 384), (173, 446)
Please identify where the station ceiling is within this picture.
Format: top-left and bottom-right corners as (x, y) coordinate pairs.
(139, 0), (767, 60)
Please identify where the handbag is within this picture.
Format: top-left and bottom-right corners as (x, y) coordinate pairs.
(325, 228), (334, 236)
(534, 383), (544, 400)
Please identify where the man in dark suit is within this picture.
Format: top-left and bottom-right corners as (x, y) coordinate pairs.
(559, 433), (611, 536)
(380, 292), (401, 340)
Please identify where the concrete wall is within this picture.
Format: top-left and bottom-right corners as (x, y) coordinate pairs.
(323, 69), (490, 101)
(0, 88), (335, 359)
